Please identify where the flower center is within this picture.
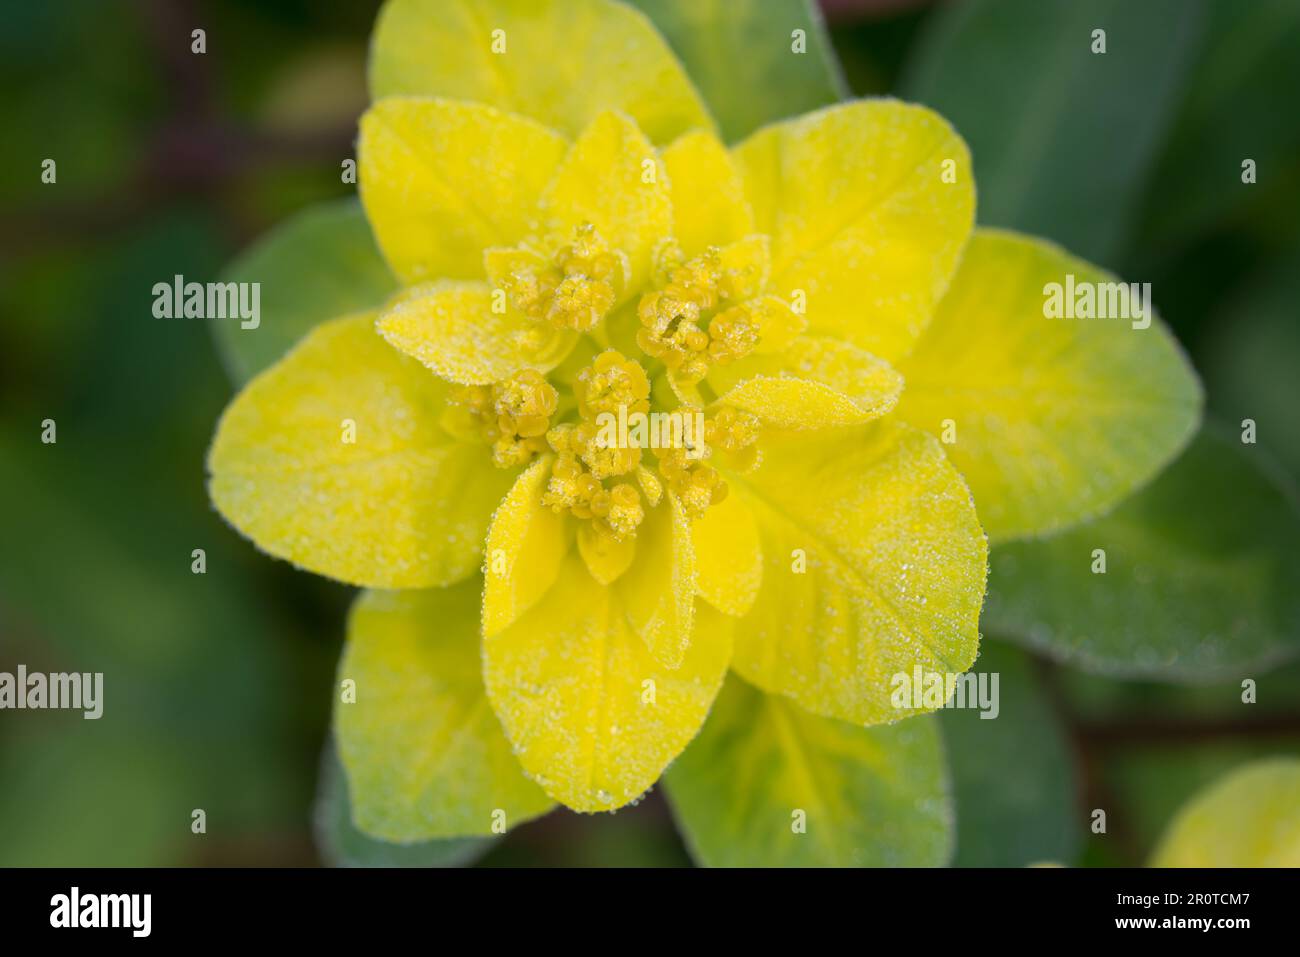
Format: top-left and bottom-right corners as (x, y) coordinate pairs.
(480, 225), (780, 542)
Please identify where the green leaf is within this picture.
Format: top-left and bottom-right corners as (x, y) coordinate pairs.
(900, 0), (1207, 263)
(335, 580), (555, 842)
(314, 743), (494, 867)
(1151, 758), (1300, 866)
(665, 675), (952, 867)
(213, 198), (397, 385)
(984, 427), (1300, 681)
(629, 0), (847, 143)
(1135, 0), (1300, 253)
(941, 641), (1079, 867)
(1202, 249), (1300, 481)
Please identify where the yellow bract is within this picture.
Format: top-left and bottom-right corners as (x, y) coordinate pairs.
(733, 100), (974, 363)
(208, 314), (513, 589)
(539, 111), (673, 297)
(897, 229), (1202, 541)
(710, 336), (897, 397)
(337, 580), (555, 840)
(708, 336), (905, 430)
(482, 457), (570, 636)
(661, 130), (754, 256)
(485, 463), (697, 670)
(715, 374), (899, 430)
(483, 553), (732, 812)
(359, 97), (566, 283)
(369, 0), (713, 144)
(376, 280), (575, 385)
(726, 420), (987, 726)
(577, 521), (637, 585)
(611, 493), (696, 669)
(691, 491), (762, 617)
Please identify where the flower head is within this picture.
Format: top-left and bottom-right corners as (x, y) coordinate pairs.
(206, 0), (1200, 840)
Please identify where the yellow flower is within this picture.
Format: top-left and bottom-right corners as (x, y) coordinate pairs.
(206, 0), (1200, 837)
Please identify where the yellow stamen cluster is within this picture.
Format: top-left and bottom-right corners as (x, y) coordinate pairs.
(706, 405), (763, 472)
(654, 445), (727, 519)
(480, 230), (776, 543)
(574, 348), (651, 418)
(502, 223), (628, 332)
(635, 244), (765, 383)
(543, 446), (645, 541)
(449, 369), (558, 468)
(544, 424), (645, 540)
(707, 301), (763, 364)
(648, 406), (762, 518)
(541, 350), (651, 541)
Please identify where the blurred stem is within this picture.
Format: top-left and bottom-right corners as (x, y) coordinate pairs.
(1074, 712), (1300, 747)
(1030, 657), (1143, 865)
(1031, 654), (1300, 865)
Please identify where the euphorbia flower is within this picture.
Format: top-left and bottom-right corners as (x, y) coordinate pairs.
(207, 0), (1200, 854)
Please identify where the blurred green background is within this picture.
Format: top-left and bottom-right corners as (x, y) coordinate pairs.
(1, 0), (1297, 867)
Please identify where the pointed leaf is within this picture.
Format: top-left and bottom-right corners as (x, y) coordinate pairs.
(359, 97), (567, 283)
(733, 100), (974, 364)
